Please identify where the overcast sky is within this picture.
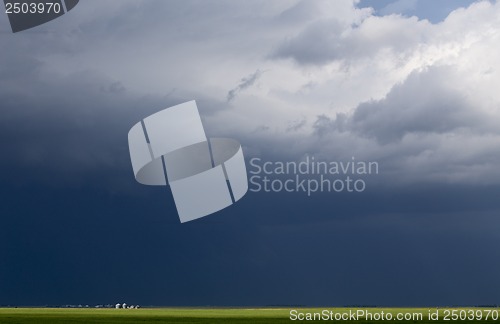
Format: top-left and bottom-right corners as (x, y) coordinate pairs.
(0, 0), (499, 307)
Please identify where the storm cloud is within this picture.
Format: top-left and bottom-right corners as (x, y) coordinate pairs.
(1, 0), (499, 307)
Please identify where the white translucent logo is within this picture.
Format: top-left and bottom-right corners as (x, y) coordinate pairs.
(128, 101), (248, 223)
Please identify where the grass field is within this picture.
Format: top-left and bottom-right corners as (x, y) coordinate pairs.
(0, 307), (498, 323)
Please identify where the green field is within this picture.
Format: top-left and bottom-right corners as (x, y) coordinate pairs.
(0, 307), (498, 323)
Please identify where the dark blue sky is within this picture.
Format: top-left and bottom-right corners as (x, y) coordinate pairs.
(1, 176), (499, 306)
(1, 0), (499, 306)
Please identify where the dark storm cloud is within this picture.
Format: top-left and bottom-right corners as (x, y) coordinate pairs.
(0, 0), (499, 308)
(0, 48), (188, 191)
(1, 184), (499, 306)
(0, 0), (489, 192)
